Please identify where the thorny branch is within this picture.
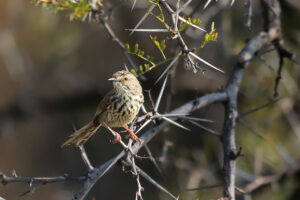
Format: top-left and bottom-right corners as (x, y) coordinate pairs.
(79, 145), (94, 171)
(128, 157), (144, 200)
(0, 172), (86, 186)
(272, 39), (298, 97)
(220, 0), (283, 198)
(71, 91), (228, 200)
(1, 0), (298, 200)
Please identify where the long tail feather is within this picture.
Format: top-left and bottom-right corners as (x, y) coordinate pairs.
(62, 122), (101, 147)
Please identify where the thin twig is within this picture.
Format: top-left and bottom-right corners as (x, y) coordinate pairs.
(238, 98), (279, 118)
(155, 75), (168, 111)
(186, 184), (222, 191)
(273, 45), (284, 98)
(0, 172), (86, 185)
(144, 144), (165, 177)
(79, 146), (94, 171)
(131, 157), (144, 200)
(245, 0), (253, 29)
(129, 4), (156, 36)
(189, 120), (220, 136)
(237, 119), (265, 140)
(242, 162), (300, 193)
(99, 16), (138, 72)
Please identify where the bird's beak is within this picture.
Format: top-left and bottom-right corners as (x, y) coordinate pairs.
(108, 77), (118, 81)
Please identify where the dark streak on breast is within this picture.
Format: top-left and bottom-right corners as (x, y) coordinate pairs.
(117, 102), (126, 113)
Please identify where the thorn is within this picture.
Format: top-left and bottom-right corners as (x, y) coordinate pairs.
(155, 75), (168, 111)
(230, 147), (243, 160)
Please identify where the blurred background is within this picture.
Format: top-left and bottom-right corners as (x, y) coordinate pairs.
(0, 0), (300, 199)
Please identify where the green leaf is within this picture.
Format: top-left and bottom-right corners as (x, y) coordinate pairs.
(144, 63), (150, 71)
(139, 65), (143, 72)
(125, 43), (130, 52)
(211, 21), (215, 32)
(146, 55), (152, 61)
(205, 34), (209, 41)
(214, 33), (218, 40)
(130, 69), (138, 76)
(159, 40), (166, 51)
(138, 50), (145, 57)
(192, 18), (201, 25)
(134, 43), (139, 54)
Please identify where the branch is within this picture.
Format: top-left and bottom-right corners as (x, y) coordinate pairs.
(220, 0), (282, 198)
(242, 162), (300, 193)
(73, 152), (125, 200)
(0, 172), (86, 186)
(79, 145), (94, 171)
(73, 91), (228, 200)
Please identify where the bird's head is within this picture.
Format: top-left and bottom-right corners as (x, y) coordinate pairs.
(109, 70), (142, 93)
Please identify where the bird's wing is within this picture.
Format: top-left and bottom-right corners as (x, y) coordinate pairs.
(94, 89), (115, 116)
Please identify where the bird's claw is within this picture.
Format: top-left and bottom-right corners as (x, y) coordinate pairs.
(111, 133), (122, 144)
(125, 133), (141, 143)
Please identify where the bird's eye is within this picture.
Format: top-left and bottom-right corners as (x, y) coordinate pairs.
(124, 77), (128, 81)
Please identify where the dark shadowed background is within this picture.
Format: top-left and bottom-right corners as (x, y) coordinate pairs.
(0, 0), (300, 199)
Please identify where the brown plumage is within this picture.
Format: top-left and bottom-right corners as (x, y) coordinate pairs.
(62, 70), (144, 147)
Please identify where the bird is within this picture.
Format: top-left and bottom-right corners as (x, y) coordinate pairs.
(62, 70), (144, 147)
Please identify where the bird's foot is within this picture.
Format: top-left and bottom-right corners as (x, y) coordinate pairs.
(111, 132), (122, 144)
(123, 126), (141, 143)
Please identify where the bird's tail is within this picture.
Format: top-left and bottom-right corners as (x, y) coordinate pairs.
(61, 122), (101, 147)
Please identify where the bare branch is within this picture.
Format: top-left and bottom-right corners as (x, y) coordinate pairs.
(136, 166), (177, 200)
(154, 53), (181, 85)
(130, 157), (144, 200)
(161, 116), (190, 131)
(144, 144), (165, 177)
(220, 0), (282, 198)
(99, 15), (139, 72)
(238, 98), (279, 118)
(237, 119), (265, 140)
(79, 145), (94, 171)
(245, 0), (253, 29)
(73, 91), (228, 200)
(175, 0), (192, 15)
(189, 52), (224, 73)
(126, 29), (170, 33)
(242, 162), (300, 193)
(189, 120), (220, 136)
(0, 172), (86, 186)
(186, 183), (222, 191)
(73, 152), (125, 200)
(129, 4), (156, 36)
(155, 75), (168, 111)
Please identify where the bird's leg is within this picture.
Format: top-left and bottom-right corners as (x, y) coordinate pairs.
(123, 126), (141, 142)
(103, 123), (122, 144)
(111, 130), (122, 144)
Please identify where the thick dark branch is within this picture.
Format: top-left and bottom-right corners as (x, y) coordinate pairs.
(73, 152), (125, 200)
(220, 0), (282, 199)
(272, 38), (299, 97)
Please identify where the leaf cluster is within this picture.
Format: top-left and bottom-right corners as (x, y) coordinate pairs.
(200, 22), (218, 48)
(178, 17), (201, 32)
(30, 0), (98, 20)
